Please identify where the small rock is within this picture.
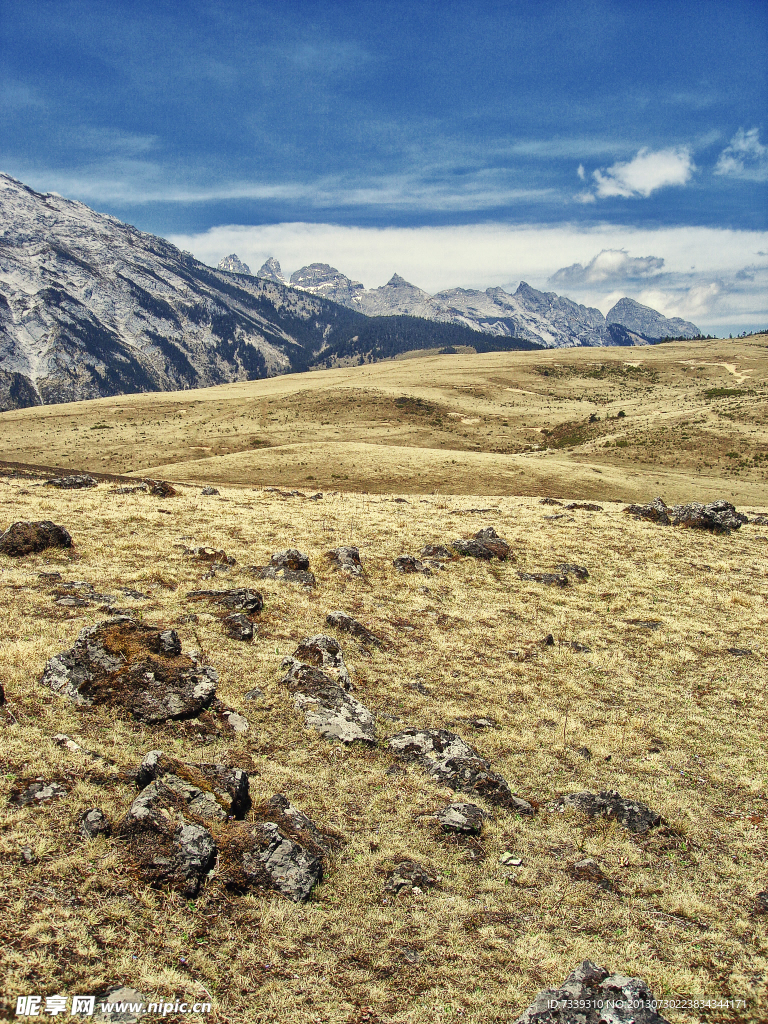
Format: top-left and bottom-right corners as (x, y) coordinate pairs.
(136, 750), (250, 818)
(187, 588), (264, 613)
(421, 544), (453, 559)
(626, 619), (661, 630)
(552, 790), (663, 834)
(326, 545), (363, 575)
(576, 746), (592, 760)
(568, 641), (592, 653)
(385, 860), (438, 894)
(749, 514), (768, 526)
(326, 610), (382, 647)
(499, 852), (522, 867)
(270, 549), (310, 570)
(513, 960), (670, 1024)
(539, 633), (555, 646)
(45, 474), (97, 489)
(0, 520), (73, 557)
(53, 733), (82, 753)
(222, 710), (249, 733)
(183, 545), (236, 566)
(393, 555), (432, 575)
(20, 846), (37, 864)
(539, 497), (563, 506)
(556, 563), (589, 579)
(469, 717), (496, 729)
(568, 858), (611, 886)
(93, 986), (149, 1023)
(79, 808), (111, 839)
(453, 527), (511, 561)
(224, 613), (255, 641)
(145, 479), (177, 497)
(10, 780), (67, 805)
(565, 502), (603, 512)
(244, 687), (264, 701)
(727, 647), (751, 657)
(201, 486), (219, 495)
(438, 802), (488, 834)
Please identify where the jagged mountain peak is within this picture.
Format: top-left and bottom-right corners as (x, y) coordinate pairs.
(606, 297), (700, 340)
(218, 254), (251, 275)
(256, 257), (285, 284)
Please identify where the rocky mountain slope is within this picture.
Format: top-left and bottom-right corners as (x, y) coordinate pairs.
(0, 174), (507, 410)
(254, 260), (701, 347)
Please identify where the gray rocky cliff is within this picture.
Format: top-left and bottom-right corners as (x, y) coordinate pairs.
(606, 297), (700, 339)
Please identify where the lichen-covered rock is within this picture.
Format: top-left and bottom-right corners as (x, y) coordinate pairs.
(45, 474), (97, 489)
(669, 499), (746, 533)
(623, 496), (671, 524)
(183, 545), (236, 565)
(79, 808), (111, 839)
(118, 780), (216, 897)
(555, 563), (589, 580)
(513, 959), (670, 1024)
(10, 780), (67, 805)
(452, 527), (511, 561)
(248, 563), (316, 587)
(219, 794), (330, 901)
(437, 802), (488, 834)
(135, 750), (250, 819)
(186, 588), (263, 613)
(388, 728), (533, 813)
(145, 479), (177, 497)
(40, 617), (218, 722)
(393, 555), (432, 575)
(223, 612), (254, 641)
(281, 636), (375, 743)
(566, 502), (603, 512)
(326, 545), (363, 575)
(385, 860), (438, 894)
(0, 520), (72, 557)
(201, 486), (219, 495)
(552, 790), (663, 834)
(325, 610), (382, 647)
(421, 543), (453, 560)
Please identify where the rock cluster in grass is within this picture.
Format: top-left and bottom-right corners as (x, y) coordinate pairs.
(452, 526), (511, 560)
(326, 610), (383, 648)
(183, 545), (236, 566)
(45, 474), (97, 489)
(388, 728), (533, 813)
(623, 496), (747, 533)
(513, 959), (671, 1024)
(280, 635), (376, 744)
(186, 587), (264, 613)
(144, 479), (177, 497)
(325, 545), (363, 575)
(249, 549), (316, 587)
(437, 802), (488, 834)
(385, 860), (438, 895)
(0, 520), (72, 557)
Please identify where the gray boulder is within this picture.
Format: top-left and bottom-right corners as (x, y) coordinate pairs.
(223, 612), (254, 641)
(385, 860), (438, 894)
(79, 808), (111, 839)
(40, 617), (219, 722)
(552, 790), (663, 834)
(135, 750), (250, 819)
(325, 610), (382, 647)
(513, 959), (670, 1023)
(10, 780), (67, 805)
(453, 527), (511, 561)
(326, 545), (363, 575)
(45, 474), (97, 489)
(186, 588), (263, 613)
(669, 499), (746, 533)
(201, 486), (219, 495)
(623, 496), (671, 524)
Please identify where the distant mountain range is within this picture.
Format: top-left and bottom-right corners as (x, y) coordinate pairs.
(0, 171), (702, 410)
(227, 256), (701, 348)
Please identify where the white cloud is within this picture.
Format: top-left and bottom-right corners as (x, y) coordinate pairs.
(715, 127), (768, 182)
(577, 163), (586, 181)
(591, 146), (695, 198)
(549, 249), (665, 286)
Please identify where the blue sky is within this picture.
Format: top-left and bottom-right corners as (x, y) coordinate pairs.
(1, 0), (767, 334)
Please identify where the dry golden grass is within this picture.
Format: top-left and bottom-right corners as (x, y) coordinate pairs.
(1, 335), (766, 503)
(0, 475), (767, 1023)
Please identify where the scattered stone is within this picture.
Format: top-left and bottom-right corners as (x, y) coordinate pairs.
(568, 641), (592, 653)
(727, 647), (751, 656)
(437, 802), (488, 834)
(186, 588), (263, 613)
(217, 707), (250, 733)
(0, 520), (72, 557)
(53, 732), (82, 753)
(10, 780), (67, 805)
(499, 852), (522, 867)
(512, 959), (670, 1024)
(308, 492), (323, 500)
(540, 633), (555, 646)
(118, 779), (216, 897)
(183, 545), (236, 566)
(469, 717), (496, 729)
(201, 486), (219, 495)
(556, 563), (589, 580)
(93, 986), (149, 1023)
(45, 474), (97, 489)
(421, 544), (453, 560)
(280, 637), (375, 744)
(552, 790), (663, 834)
(576, 746), (592, 760)
(393, 555), (432, 575)
(20, 846), (36, 864)
(670, 499), (746, 533)
(52, 580), (115, 606)
(385, 860), (438, 895)
(539, 497), (562, 506)
(388, 728), (533, 813)
(145, 479), (177, 497)
(272, 549), (310, 570)
(244, 686), (264, 701)
(224, 613), (255, 641)
(543, 514), (568, 521)
(79, 808), (112, 839)
(753, 890), (768, 915)
(517, 571), (569, 587)
(40, 617), (219, 722)
(749, 514), (768, 526)
(452, 527), (511, 561)
(325, 610), (383, 648)
(112, 484), (149, 494)
(39, 570), (63, 581)
(176, 613), (198, 624)
(135, 750), (250, 819)
(626, 619), (661, 630)
(249, 551), (316, 587)
(568, 858), (611, 887)
(565, 502), (603, 512)
(409, 680), (430, 695)
(220, 794), (329, 901)
(326, 545), (363, 575)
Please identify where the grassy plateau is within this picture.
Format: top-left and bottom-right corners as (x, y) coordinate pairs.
(0, 336), (766, 1023)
